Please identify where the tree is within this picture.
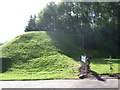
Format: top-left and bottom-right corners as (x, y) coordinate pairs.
(25, 15), (38, 32)
(37, 2), (58, 31)
(28, 2), (119, 57)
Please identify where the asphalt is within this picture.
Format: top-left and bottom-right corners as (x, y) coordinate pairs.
(0, 78), (119, 89)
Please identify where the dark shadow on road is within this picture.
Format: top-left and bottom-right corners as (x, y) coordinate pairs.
(90, 70), (106, 82)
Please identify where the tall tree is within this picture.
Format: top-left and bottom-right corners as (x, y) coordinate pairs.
(32, 2), (119, 57)
(25, 15), (38, 32)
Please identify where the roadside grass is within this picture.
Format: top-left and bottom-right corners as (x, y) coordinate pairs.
(1, 51), (79, 80)
(0, 71), (78, 80)
(0, 58), (119, 80)
(90, 58), (120, 74)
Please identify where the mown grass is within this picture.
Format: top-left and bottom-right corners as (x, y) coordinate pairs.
(0, 31), (79, 80)
(0, 54), (79, 80)
(90, 58), (119, 74)
(0, 58), (119, 80)
(0, 31), (119, 80)
(0, 71), (78, 80)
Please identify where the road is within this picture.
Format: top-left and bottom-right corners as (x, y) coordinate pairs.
(0, 78), (119, 89)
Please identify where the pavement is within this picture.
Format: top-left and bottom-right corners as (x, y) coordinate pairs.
(0, 78), (119, 89)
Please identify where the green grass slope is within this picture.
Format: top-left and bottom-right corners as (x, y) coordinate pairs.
(0, 43), (3, 46)
(0, 31), (79, 80)
(0, 31), (119, 80)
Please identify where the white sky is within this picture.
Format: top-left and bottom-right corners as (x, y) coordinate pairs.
(0, 0), (61, 43)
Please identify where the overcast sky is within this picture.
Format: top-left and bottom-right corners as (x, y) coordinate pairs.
(0, 0), (61, 43)
(0, 0), (118, 43)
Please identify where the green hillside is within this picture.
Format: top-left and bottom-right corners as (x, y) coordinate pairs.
(0, 31), (119, 80)
(0, 31), (80, 80)
(0, 43), (3, 46)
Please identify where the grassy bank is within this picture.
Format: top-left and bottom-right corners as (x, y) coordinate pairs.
(0, 31), (79, 80)
(1, 58), (119, 80)
(0, 31), (119, 80)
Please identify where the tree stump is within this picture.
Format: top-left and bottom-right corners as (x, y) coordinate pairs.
(78, 56), (91, 79)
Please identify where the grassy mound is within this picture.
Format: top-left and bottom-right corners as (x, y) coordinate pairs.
(0, 31), (119, 80)
(0, 31), (79, 80)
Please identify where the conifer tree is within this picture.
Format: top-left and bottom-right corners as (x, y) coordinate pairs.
(25, 15), (38, 32)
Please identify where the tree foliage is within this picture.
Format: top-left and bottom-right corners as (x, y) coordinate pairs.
(25, 2), (119, 57)
(25, 15), (38, 32)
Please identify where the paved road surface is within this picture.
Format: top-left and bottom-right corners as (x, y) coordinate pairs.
(0, 78), (119, 89)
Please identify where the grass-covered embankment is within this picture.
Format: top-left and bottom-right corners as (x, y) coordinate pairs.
(0, 31), (119, 80)
(0, 31), (79, 80)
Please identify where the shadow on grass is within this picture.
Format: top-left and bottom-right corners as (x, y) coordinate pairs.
(106, 59), (120, 64)
(0, 58), (12, 73)
(47, 32), (120, 62)
(90, 59), (120, 64)
(46, 31), (81, 61)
